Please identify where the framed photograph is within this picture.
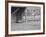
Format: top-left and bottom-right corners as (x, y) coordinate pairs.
(5, 1), (45, 36)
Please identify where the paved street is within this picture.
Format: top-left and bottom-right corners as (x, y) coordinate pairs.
(11, 15), (40, 31)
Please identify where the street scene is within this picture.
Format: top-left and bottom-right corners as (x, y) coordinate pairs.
(11, 6), (41, 31)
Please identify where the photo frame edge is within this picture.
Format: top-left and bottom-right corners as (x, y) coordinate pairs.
(5, 1), (45, 37)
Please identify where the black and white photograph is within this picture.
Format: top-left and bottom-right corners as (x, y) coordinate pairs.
(11, 6), (41, 31)
(7, 2), (45, 35)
